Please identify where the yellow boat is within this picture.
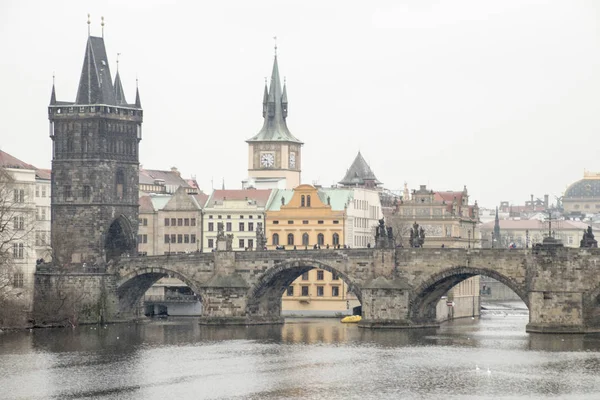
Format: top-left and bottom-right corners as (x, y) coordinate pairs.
(341, 315), (362, 323)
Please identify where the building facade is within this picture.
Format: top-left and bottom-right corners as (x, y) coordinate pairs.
(243, 50), (303, 190)
(563, 171), (600, 217)
(49, 29), (142, 265)
(0, 151), (51, 320)
(203, 189), (273, 251)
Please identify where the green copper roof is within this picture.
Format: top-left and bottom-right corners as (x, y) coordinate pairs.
(247, 56), (302, 144)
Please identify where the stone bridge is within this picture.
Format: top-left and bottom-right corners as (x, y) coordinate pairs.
(34, 246), (600, 333)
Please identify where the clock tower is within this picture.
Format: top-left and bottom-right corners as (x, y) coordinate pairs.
(244, 48), (303, 189)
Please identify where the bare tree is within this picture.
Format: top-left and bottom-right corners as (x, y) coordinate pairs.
(385, 215), (412, 248)
(0, 168), (36, 327)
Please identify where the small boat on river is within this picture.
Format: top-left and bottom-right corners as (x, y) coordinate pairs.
(341, 315), (362, 323)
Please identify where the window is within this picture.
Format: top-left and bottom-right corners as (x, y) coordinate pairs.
(13, 216), (24, 230)
(209, 215), (213, 219)
(12, 243), (24, 259)
(317, 220), (324, 224)
(184, 218), (190, 226)
(143, 218), (148, 226)
(177, 218), (183, 226)
(307, 195), (311, 207)
(226, 222), (232, 231)
(165, 218), (170, 226)
(171, 234), (176, 244)
(208, 239), (214, 248)
(191, 218), (196, 226)
(287, 286), (294, 296)
(317, 286), (324, 297)
(41, 186), (46, 197)
(13, 273), (24, 288)
(217, 215), (222, 219)
(287, 233), (294, 246)
(142, 234), (147, 243)
(35, 186), (39, 197)
(116, 170), (125, 200)
(191, 234), (196, 243)
(317, 270), (324, 280)
(164, 234), (170, 243)
(208, 222), (214, 231)
(288, 220), (294, 224)
(301, 195), (305, 207)
(302, 220), (308, 224)
(227, 215), (231, 219)
(177, 234), (183, 243)
(272, 233), (279, 245)
(83, 186), (91, 200)
(239, 222), (245, 231)
(41, 208), (46, 221)
(333, 220), (339, 224)
(248, 222), (254, 232)
(301, 286), (309, 296)
(239, 239), (245, 248)
(302, 272), (309, 280)
(64, 186), (71, 201)
(332, 272), (339, 280)
(184, 234), (190, 243)
(317, 233), (325, 246)
(333, 233), (340, 246)
(302, 233), (309, 246)
(258, 215), (262, 219)
(248, 239), (253, 249)
(332, 286), (340, 297)
(273, 221), (279, 224)
(171, 218), (176, 226)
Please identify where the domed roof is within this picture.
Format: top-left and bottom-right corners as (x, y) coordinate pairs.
(565, 172), (600, 198)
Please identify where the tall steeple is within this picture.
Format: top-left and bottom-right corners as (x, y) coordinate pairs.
(247, 50), (301, 144)
(135, 80), (142, 108)
(493, 206), (501, 247)
(75, 35), (116, 105)
(50, 80), (57, 105)
(339, 151), (382, 188)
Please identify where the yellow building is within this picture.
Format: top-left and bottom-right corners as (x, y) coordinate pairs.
(266, 184), (347, 250)
(266, 184), (359, 316)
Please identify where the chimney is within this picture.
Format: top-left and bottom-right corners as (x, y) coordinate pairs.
(171, 167), (180, 177)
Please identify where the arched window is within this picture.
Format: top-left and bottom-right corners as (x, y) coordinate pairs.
(272, 233), (279, 245)
(307, 195), (311, 207)
(302, 233), (309, 246)
(116, 170), (125, 200)
(301, 195), (305, 207)
(332, 233), (340, 246)
(317, 233), (324, 246)
(287, 233), (294, 246)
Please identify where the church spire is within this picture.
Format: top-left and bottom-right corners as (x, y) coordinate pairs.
(246, 47), (302, 144)
(493, 206), (501, 247)
(75, 33), (116, 105)
(114, 53), (127, 105)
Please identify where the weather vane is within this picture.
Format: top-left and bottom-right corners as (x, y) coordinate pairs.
(87, 13), (91, 36)
(101, 16), (105, 38)
(273, 36), (277, 56)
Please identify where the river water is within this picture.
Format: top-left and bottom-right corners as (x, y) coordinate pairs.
(1, 302), (600, 399)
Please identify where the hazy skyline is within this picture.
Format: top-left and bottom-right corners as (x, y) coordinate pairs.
(2, 0), (600, 208)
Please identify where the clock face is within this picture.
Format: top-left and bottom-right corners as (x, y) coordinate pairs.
(260, 153), (274, 168)
(289, 152), (296, 168)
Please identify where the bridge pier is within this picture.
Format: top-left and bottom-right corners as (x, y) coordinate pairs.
(358, 278), (439, 329)
(526, 291), (587, 333)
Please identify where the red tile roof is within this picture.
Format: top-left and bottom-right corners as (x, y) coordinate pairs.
(208, 189), (272, 207)
(0, 150), (36, 170)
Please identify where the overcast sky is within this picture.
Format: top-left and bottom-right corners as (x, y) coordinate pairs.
(1, 0), (599, 208)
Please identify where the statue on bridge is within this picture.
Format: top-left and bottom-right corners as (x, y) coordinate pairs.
(374, 218), (394, 248)
(256, 222), (267, 250)
(580, 226), (598, 248)
(410, 222), (425, 248)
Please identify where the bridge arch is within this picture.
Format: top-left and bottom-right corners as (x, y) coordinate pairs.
(410, 266), (528, 323)
(246, 258), (362, 318)
(105, 214), (136, 261)
(116, 266), (204, 314)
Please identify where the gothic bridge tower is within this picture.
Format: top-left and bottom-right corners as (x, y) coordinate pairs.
(244, 44), (303, 189)
(48, 19), (142, 264)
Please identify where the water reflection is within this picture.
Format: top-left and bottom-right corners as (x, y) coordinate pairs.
(1, 315), (600, 399)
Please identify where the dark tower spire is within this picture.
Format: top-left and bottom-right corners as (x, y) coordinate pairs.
(75, 31), (116, 105)
(114, 53), (127, 105)
(282, 77), (288, 119)
(50, 74), (57, 105)
(135, 78), (142, 108)
(262, 78), (268, 117)
(493, 206), (501, 247)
